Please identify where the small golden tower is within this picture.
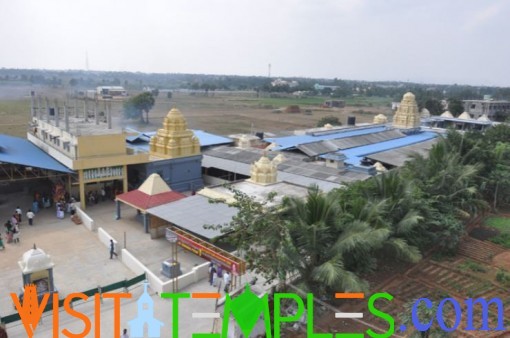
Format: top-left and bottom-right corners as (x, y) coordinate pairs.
(149, 108), (200, 158)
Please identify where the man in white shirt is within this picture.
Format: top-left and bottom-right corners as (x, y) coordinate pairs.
(26, 209), (35, 226)
(121, 328), (129, 338)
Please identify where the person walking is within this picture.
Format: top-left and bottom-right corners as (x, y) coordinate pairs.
(26, 209), (35, 226)
(0, 233), (5, 250)
(12, 224), (20, 244)
(121, 328), (129, 338)
(110, 239), (118, 259)
(16, 206), (22, 223)
(223, 271), (231, 293)
(208, 263), (216, 286)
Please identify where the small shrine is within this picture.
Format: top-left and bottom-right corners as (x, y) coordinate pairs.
(18, 245), (57, 302)
(149, 108), (200, 159)
(392, 92), (421, 131)
(248, 154), (277, 185)
(373, 114), (388, 124)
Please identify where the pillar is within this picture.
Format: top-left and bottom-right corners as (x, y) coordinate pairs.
(79, 170), (86, 210)
(122, 165), (128, 194)
(115, 200), (121, 220)
(143, 213), (149, 233)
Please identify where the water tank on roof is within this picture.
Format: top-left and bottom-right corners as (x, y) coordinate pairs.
(347, 116), (356, 126)
(255, 132), (264, 139)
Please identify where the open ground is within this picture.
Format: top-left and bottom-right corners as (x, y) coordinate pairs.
(0, 83), (391, 138)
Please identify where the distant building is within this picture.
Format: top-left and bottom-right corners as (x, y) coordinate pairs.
(95, 86), (127, 99)
(271, 79), (299, 88)
(314, 84), (339, 91)
(322, 100), (345, 108)
(462, 99), (510, 120)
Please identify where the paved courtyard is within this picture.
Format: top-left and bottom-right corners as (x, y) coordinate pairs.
(0, 192), (215, 336)
(0, 191), (273, 337)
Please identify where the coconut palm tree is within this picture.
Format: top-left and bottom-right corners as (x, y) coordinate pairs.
(281, 185), (390, 295)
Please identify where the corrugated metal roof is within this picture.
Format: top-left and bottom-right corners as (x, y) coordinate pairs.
(147, 195), (238, 239)
(265, 125), (388, 150)
(0, 134), (73, 173)
(297, 129), (406, 156)
(202, 148), (363, 189)
(327, 131), (439, 166)
(366, 138), (438, 167)
(193, 130), (233, 147)
(125, 129), (232, 152)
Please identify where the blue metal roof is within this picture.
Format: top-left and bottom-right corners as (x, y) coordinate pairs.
(265, 125), (388, 150)
(192, 130), (233, 147)
(0, 134), (73, 173)
(125, 129), (233, 152)
(320, 131), (439, 166)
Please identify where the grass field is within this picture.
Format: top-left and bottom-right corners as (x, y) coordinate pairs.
(0, 84), (392, 137)
(0, 99), (31, 137)
(484, 216), (510, 248)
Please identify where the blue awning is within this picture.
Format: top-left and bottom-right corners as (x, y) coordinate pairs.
(0, 134), (73, 173)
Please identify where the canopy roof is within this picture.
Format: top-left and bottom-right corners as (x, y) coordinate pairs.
(116, 173), (186, 211)
(0, 134), (73, 173)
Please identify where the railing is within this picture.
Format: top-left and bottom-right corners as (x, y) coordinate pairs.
(0, 273), (146, 325)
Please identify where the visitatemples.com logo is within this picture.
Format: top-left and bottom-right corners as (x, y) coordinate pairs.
(11, 284), (507, 337)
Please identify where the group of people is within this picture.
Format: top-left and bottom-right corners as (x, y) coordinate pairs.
(1, 207), (31, 249)
(86, 186), (119, 207)
(208, 263), (231, 292)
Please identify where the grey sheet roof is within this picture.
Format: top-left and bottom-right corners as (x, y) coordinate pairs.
(297, 129), (406, 157)
(366, 139), (438, 167)
(147, 195), (238, 240)
(202, 146), (370, 189)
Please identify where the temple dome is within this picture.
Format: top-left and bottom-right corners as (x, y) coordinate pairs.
(18, 247), (55, 274)
(373, 114), (388, 124)
(421, 108), (430, 118)
(441, 111), (454, 118)
(392, 92), (420, 129)
(477, 114), (491, 122)
(249, 154), (277, 185)
(458, 112), (472, 120)
(166, 108), (184, 119)
(149, 107), (201, 159)
(374, 162), (387, 172)
(403, 92), (415, 100)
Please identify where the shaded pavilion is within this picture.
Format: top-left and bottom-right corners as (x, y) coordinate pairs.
(115, 173), (186, 233)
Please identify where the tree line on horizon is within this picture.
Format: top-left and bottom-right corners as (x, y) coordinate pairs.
(1, 68), (510, 103)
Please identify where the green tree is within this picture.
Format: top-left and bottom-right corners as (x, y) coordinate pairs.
(122, 92), (155, 123)
(424, 98), (443, 115)
(336, 172), (422, 269)
(208, 186), (390, 296)
(316, 115), (341, 127)
(280, 186), (390, 295)
(399, 300), (453, 338)
(447, 98), (464, 116)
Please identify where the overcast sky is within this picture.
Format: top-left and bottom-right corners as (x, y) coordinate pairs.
(1, 0), (509, 86)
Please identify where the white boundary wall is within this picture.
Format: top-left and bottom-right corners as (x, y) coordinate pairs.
(97, 227), (118, 254)
(121, 249), (210, 294)
(78, 208), (209, 293)
(75, 206), (96, 231)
